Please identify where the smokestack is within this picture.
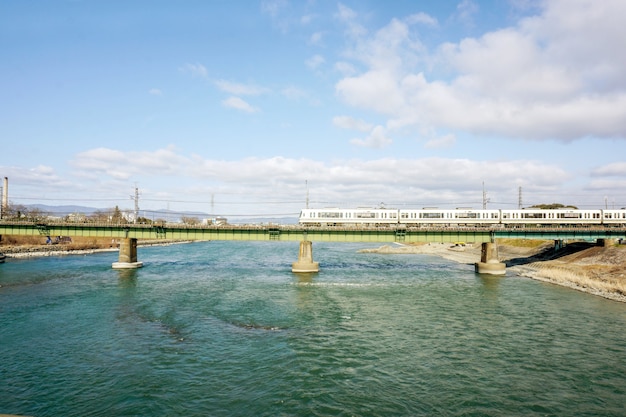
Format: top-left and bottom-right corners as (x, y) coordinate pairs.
(1, 177), (7, 219)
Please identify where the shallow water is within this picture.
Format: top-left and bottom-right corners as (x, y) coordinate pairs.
(1, 241), (625, 416)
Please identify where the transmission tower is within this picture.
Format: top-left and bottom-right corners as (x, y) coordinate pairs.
(518, 186), (523, 209)
(131, 185), (140, 223)
(482, 182), (490, 209)
(305, 180), (309, 209)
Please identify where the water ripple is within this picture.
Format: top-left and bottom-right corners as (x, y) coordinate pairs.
(1, 241), (626, 416)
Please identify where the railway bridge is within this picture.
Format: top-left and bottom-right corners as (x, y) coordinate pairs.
(1, 221), (625, 275)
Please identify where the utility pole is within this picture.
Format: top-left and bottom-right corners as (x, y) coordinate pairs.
(1, 177), (7, 219)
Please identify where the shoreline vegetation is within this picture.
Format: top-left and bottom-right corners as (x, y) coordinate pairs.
(2, 237), (625, 303)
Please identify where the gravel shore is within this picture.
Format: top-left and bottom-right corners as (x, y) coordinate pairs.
(0, 240), (191, 259)
(359, 242), (626, 303)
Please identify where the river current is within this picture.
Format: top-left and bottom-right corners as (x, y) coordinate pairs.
(1, 241), (625, 416)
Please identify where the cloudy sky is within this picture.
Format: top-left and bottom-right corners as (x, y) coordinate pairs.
(2, 0), (626, 218)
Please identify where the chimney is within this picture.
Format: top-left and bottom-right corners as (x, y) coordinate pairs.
(1, 177), (7, 219)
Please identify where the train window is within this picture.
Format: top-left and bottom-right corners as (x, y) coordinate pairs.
(319, 212), (343, 218)
(455, 212), (478, 219)
(420, 213), (443, 219)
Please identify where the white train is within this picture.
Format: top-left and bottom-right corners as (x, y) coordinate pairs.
(298, 207), (626, 227)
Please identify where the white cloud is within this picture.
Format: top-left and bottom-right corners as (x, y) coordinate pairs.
(335, 61), (357, 76)
(424, 134), (456, 149)
(71, 146), (186, 181)
(179, 63), (208, 78)
(455, 0), (479, 27)
(261, 0), (288, 17)
(9, 145), (616, 213)
(4, 165), (69, 187)
(148, 88), (162, 96)
(406, 12), (438, 27)
(350, 125), (393, 148)
(214, 80), (270, 96)
(335, 3), (356, 21)
(336, 70), (405, 115)
(334, 0), (626, 142)
(301, 14), (315, 25)
(335, 3), (367, 38)
(306, 54), (325, 70)
(222, 96), (259, 113)
(591, 162), (626, 177)
(333, 116), (373, 132)
(309, 31), (324, 45)
(281, 86), (307, 100)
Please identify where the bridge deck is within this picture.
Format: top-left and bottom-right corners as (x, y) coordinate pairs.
(1, 222), (625, 243)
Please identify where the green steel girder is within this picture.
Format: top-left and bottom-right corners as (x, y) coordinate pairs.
(1, 222), (624, 244)
(492, 228), (626, 241)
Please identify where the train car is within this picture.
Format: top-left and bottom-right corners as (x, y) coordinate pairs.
(601, 209), (626, 226)
(300, 207), (624, 227)
(299, 207), (398, 226)
(399, 208), (501, 226)
(500, 209), (602, 226)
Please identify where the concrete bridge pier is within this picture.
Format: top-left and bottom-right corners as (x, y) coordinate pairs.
(475, 242), (506, 275)
(292, 240), (319, 273)
(112, 238), (143, 269)
(598, 238), (615, 247)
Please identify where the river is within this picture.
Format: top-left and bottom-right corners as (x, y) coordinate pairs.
(1, 241), (625, 416)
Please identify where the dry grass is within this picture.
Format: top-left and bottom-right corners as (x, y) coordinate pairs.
(524, 261), (626, 298)
(497, 238), (550, 248)
(1, 235), (119, 250)
(0, 235), (43, 246)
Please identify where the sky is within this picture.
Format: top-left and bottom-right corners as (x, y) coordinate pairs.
(1, 0), (626, 219)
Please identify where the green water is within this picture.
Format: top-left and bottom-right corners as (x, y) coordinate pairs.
(1, 241), (625, 416)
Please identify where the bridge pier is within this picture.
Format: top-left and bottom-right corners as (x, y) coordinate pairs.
(554, 239), (565, 251)
(475, 242), (506, 275)
(292, 240), (319, 273)
(112, 238), (143, 269)
(598, 238), (615, 247)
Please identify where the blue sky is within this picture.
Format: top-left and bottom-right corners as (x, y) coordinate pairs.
(2, 0), (626, 218)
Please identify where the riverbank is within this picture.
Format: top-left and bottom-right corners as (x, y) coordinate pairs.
(0, 239), (192, 259)
(359, 241), (626, 303)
